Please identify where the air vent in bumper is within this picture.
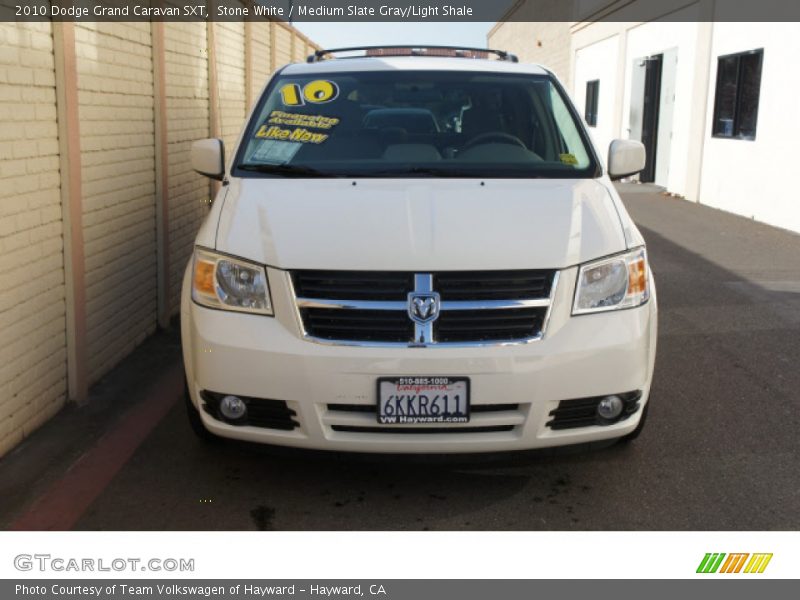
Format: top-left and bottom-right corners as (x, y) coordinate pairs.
(200, 391), (299, 430)
(546, 392), (642, 430)
(324, 403), (526, 436)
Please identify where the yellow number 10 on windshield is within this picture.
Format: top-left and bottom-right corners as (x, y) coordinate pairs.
(279, 80), (339, 106)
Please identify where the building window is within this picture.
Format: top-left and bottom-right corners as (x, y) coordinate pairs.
(712, 49), (763, 140)
(584, 80), (599, 127)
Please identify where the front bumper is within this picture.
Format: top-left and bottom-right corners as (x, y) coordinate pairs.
(181, 266), (657, 453)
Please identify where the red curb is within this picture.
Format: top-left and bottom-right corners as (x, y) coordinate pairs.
(9, 365), (183, 531)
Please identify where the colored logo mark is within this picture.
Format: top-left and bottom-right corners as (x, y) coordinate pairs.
(696, 553), (773, 574)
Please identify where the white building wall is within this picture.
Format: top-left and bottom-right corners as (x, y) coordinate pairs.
(500, 7), (799, 235)
(621, 17), (700, 196)
(574, 34), (620, 165)
(699, 23), (800, 234)
(570, 14), (706, 197)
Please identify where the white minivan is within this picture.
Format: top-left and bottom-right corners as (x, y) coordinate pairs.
(182, 46), (657, 453)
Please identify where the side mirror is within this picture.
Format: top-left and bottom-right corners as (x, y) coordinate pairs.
(191, 138), (225, 180)
(608, 139), (646, 181)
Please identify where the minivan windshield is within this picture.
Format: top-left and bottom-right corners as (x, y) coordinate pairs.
(234, 70), (598, 178)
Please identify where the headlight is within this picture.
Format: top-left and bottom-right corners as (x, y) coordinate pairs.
(191, 248), (273, 315)
(573, 247), (650, 315)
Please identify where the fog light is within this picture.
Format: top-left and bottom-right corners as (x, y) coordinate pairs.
(219, 395), (247, 421)
(597, 395), (624, 421)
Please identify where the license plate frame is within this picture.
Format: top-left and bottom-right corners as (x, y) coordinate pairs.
(376, 377), (470, 425)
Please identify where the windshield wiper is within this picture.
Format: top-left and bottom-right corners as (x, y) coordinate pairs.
(352, 166), (461, 178)
(364, 166), (544, 178)
(237, 163), (333, 178)
(238, 163), (547, 179)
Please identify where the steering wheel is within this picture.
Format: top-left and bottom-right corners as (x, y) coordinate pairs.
(462, 131), (527, 150)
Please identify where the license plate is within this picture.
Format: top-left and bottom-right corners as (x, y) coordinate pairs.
(377, 377), (470, 425)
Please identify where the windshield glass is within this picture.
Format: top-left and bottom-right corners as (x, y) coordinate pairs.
(234, 70), (598, 178)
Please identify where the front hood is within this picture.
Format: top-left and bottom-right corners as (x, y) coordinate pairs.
(215, 178), (627, 271)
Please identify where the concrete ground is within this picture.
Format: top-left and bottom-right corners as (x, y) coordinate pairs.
(1, 183), (799, 530)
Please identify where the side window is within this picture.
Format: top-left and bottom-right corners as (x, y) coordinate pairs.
(584, 79), (599, 127)
(712, 49), (763, 140)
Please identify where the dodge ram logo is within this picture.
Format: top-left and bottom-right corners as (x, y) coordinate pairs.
(408, 293), (440, 324)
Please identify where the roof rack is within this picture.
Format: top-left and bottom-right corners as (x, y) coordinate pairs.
(307, 45), (519, 64)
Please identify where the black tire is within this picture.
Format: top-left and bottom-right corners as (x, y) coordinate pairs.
(619, 403), (649, 444)
(185, 381), (220, 443)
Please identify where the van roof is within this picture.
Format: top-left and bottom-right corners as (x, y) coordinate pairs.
(281, 56), (551, 77)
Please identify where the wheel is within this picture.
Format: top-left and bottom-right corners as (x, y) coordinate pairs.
(619, 402), (649, 444)
(185, 380), (219, 443)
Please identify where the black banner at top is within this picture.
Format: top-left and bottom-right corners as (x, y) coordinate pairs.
(5, 0), (800, 22)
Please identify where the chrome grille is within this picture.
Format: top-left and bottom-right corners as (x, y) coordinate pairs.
(291, 270), (412, 301)
(435, 270), (552, 300)
(291, 269), (558, 346)
(300, 308), (411, 343)
(434, 307), (544, 343)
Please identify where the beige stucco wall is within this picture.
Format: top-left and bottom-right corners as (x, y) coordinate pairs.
(0, 21), (67, 457)
(274, 23), (292, 67)
(487, 0), (575, 83)
(76, 22), (158, 383)
(488, 21), (572, 84)
(216, 22), (247, 153)
(250, 22), (273, 105)
(0, 18), (318, 458)
(165, 22), (211, 313)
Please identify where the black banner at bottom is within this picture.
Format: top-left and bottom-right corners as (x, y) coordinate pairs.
(3, 580), (797, 600)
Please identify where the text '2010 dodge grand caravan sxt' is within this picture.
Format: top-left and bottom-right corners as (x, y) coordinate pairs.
(182, 46), (657, 453)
